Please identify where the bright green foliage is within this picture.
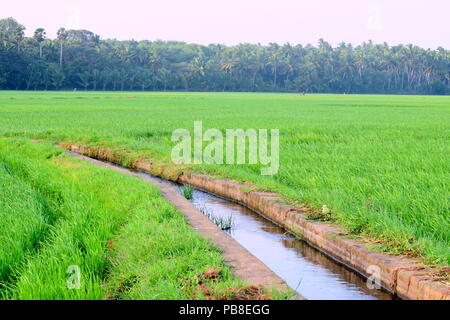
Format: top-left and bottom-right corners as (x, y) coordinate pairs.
(0, 165), (47, 284)
(0, 92), (449, 267)
(182, 185), (194, 200)
(0, 139), (245, 300)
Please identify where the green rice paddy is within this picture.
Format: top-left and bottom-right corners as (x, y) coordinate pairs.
(0, 91), (448, 289)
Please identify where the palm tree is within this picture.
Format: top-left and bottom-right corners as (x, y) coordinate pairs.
(267, 43), (281, 88)
(78, 72), (91, 90)
(33, 28), (46, 58)
(0, 18), (26, 52)
(57, 28), (68, 67)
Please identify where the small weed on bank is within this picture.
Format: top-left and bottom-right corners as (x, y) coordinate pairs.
(198, 206), (235, 232)
(182, 184), (194, 200)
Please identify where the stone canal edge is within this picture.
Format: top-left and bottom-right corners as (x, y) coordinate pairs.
(61, 143), (449, 300)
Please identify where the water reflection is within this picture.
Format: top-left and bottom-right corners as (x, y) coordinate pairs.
(141, 173), (396, 300)
(189, 189), (397, 300)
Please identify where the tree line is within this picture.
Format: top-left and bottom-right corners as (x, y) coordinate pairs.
(1, 17), (449, 94)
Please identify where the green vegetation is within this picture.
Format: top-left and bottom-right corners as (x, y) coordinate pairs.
(0, 91), (449, 268)
(182, 184), (194, 200)
(213, 216), (235, 232)
(198, 206), (235, 232)
(1, 17), (449, 94)
(0, 139), (251, 300)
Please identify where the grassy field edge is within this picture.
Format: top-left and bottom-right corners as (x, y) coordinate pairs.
(1, 92), (448, 269)
(58, 140), (450, 273)
(0, 138), (288, 300)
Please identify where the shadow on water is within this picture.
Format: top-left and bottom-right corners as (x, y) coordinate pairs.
(140, 172), (398, 300)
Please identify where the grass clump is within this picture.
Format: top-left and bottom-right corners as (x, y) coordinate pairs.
(0, 165), (47, 286)
(198, 206), (235, 231)
(182, 184), (194, 200)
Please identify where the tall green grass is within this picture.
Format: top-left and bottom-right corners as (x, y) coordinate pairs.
(0, 139), (247, 300)
(0, 165), (47, 285)
(0, 92), (448, 266)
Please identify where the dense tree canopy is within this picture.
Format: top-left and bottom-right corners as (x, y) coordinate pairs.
(0, 17), (449, 94)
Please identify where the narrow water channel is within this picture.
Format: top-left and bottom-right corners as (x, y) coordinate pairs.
(65, 150), (398, 300)
(139, 173), (397, 300)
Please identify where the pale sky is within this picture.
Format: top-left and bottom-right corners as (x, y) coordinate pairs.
(3, 0), (450, 48)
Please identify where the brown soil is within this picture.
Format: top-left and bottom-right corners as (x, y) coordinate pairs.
(194, 269), (270, 300)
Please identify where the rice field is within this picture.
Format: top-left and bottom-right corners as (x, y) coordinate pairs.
(0, 139), (254, 300)
(0, 91), (449, 269)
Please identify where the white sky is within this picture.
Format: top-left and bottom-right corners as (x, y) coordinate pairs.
(3, 0), (450, 48)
